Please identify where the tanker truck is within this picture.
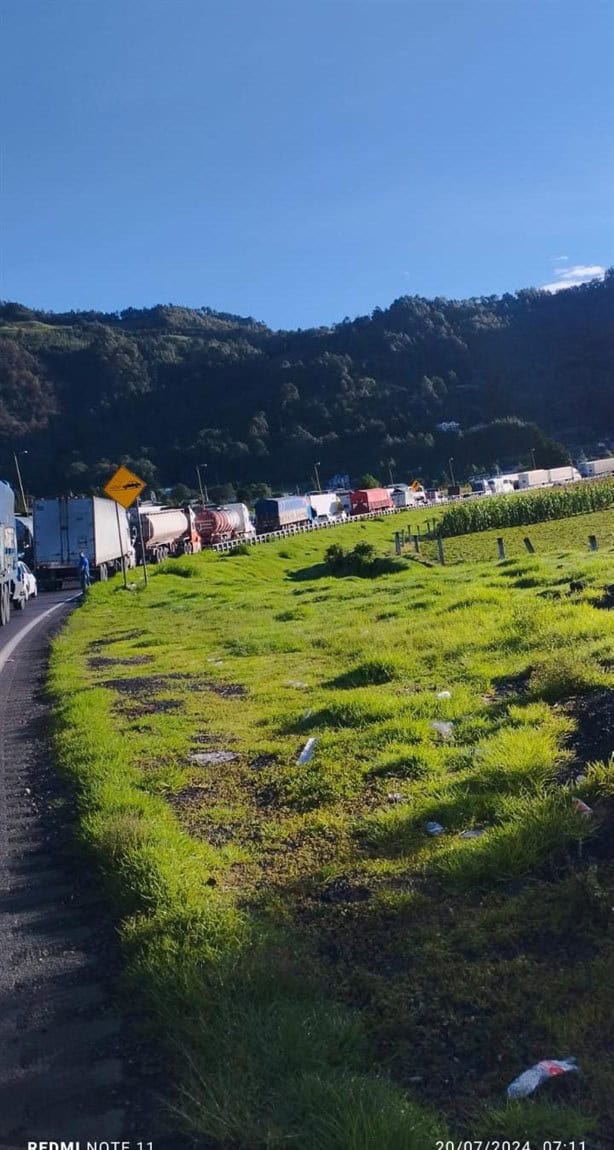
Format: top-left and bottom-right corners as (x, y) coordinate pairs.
(194, 503), (255, 546)
(131, 504), (202, 563)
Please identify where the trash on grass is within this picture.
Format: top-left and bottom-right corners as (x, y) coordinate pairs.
(506, 1058), (578, 1099)
(387, 792), (404, 804)
(460, 828), (486, 839)
(191, 751), (239, 766)
(297, 737), (318, 764)
(287, 680), (308, 688)
(437, 690), (452, 700)
(572, 798), (592, 817)
(431, 720), (454, 739)
(425, 820), (445, 836)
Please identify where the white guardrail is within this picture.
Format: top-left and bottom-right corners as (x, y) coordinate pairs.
(210, 506), (412, 552)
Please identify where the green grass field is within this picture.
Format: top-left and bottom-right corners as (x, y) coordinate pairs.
(50, 510), (614, 1147)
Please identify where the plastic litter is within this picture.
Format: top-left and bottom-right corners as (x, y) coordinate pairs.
(506, 1058), (578, 1099)
(431, 720), (454, 739)
(302, 709), (313, 721)
(437, 690), (452, 700)
(297, 737), (318, 764)
(426, 820), (445, 836)
(191, 751), (238, 766)
(460, 828), (485, 839)
(573, 798), (592, 817)
(387, 792), (404, 804)
(287, 680), (308, 688)
(575, 774), (587, 784)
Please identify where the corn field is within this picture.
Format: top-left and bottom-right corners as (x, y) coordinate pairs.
(437, 478), (614, 537)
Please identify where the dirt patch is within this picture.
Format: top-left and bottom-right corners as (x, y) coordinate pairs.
(99, 675), (169, 694)
(114, 698), (185, 716)
(192, 732), (238, 747)
(562, 689), (614, 766)
(490, 670), (531, 700)
(319, 877), (372, 904)
(249, 753), (278, 771)
(88, 630), (145, 649)
(89, 654), (155, 669)
(207, 682), (248, 698)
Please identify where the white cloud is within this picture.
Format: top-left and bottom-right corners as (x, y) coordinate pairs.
(541, 263), (606, 293)
(552, 255), (569, 262)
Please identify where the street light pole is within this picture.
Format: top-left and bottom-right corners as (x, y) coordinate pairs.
(388, 459), (394, 485)
(530, 449), (537, 470)
(448, 457), (456, 486)
(14, 451), (28, 514)
(314, 461), (322, 492)
(197, 463), (209, 504)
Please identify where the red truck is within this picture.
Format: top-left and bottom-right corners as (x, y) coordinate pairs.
(349, 488), (394, 515)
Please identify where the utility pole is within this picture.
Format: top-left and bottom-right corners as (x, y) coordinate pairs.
(448, 456), (456, 486)
(388, 459), (395, 485)
(314, 461), (322, 492)
(14, 451), (28, 514)
(530, 449), (537, 470)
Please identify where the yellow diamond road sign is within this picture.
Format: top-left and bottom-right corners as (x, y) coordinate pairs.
(104, 465), (147, 509)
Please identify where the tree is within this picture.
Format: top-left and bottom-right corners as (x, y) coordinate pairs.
(359, 473), (381, 488)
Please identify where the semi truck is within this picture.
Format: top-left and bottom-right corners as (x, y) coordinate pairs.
(33, 496), (135, 589)
(349, 488), (394, 515)
(254, 496), (311, 534)
(547, 466), (582, 485)
(579, 457), (614, 478)
(306, 492), (344, 522)
(0, 480), (19, 624)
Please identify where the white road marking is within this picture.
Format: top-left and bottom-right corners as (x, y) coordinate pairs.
(0, 597), (79, 676)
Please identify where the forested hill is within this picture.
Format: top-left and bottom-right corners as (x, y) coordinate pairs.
(1, 272), (612, 499)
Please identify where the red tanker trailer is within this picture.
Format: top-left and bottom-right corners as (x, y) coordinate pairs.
(194, 503), (255, 546)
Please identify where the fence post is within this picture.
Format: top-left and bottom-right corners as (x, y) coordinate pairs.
(497, 537), (506, 560)
(395, 532), (402, 556)
(413, 534), (421, 554)
(523, 537), (535, 554)
(437, 535), (445, 565)
(589, 535), (598, 551)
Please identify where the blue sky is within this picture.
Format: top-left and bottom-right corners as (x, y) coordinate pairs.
(2, 0), (612, 329)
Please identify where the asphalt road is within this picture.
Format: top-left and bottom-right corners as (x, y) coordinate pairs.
(0, 591), (149, 1147)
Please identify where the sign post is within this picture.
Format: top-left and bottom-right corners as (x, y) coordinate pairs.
(103, 465), (148, 587)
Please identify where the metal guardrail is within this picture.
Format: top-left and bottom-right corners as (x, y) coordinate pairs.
(210, 506), (407, 552)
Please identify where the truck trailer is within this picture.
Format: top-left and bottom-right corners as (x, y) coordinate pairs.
(517, 469), (550, 490)
(307, 492), (343, 522)
(579, 458), (614, 478)
(254, 496), (311, 534)
(33, 496), (135, 589)
(0, 481), (19, 624)
(349, 488), (394, 515)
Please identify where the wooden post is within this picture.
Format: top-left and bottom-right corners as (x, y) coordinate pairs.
(523, 537), (535, 554)
(437, 535), (445, 565)
(413, 534), (421, 554)
(589, 535), (598, 552)
(395, 532), (402, 556)
(497, 537), (505, 560)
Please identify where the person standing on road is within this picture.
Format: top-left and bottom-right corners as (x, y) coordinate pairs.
(78, 551), (91, 592)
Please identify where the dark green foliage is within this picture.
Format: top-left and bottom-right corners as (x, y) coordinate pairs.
(324, 541), (399, 577)
(1, 272), (612, 495)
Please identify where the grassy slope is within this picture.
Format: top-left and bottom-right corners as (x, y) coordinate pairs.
(50, 513), (614, 1147)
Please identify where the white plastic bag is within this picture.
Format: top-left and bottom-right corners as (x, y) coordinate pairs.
(506, 1058), (578, 1099)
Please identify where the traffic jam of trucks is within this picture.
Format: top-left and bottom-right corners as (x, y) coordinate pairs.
(0, 455), (611, 613)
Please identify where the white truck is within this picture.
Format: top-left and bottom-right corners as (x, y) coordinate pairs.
(0, 480), (20, 624)
(33, 496), (135, 589)
(307, 491), (344, 522)
(579, 458), (614, 479)
(547, 466), (582, 485)
(517, 469), (550, 490)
